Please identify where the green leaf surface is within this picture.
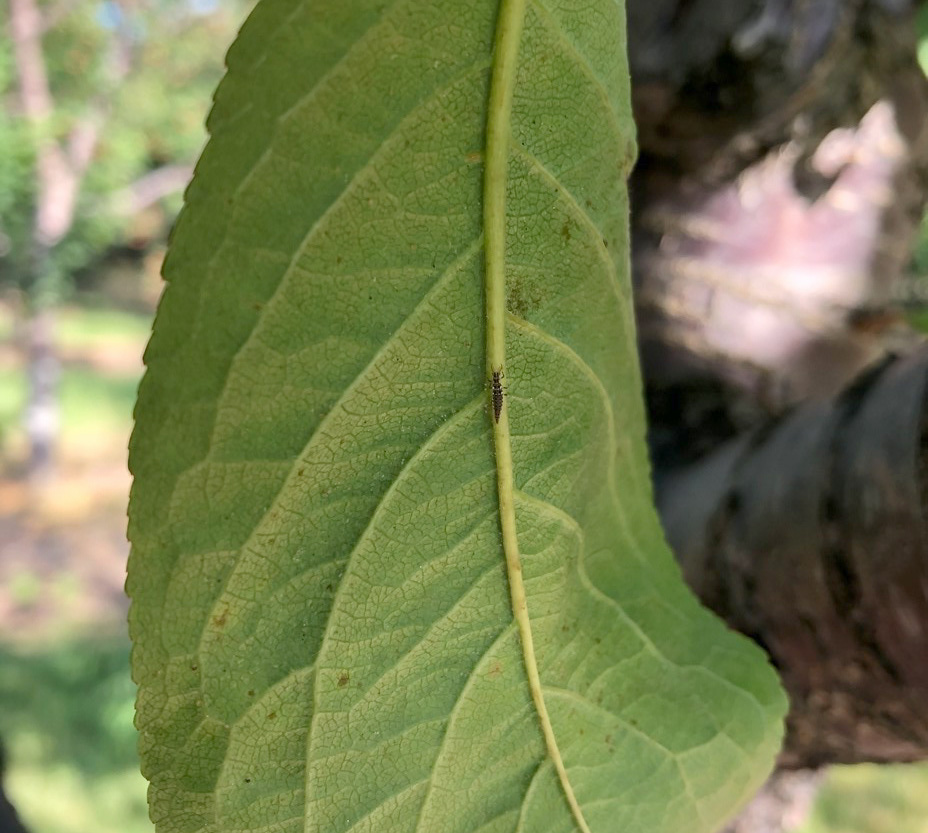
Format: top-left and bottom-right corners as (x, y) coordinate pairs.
(127, 1), (786, 832)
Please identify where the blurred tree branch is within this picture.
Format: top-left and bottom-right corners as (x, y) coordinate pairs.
(36, 0), (82, 35)
(659, 348), (928, 768)
(9, 0), (108, 249)
(108, 163), (194, 217)
(9, 0), (73, 480)
(625, 0), (928, 825)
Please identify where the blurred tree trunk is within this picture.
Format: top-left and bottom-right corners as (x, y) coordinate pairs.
(624, 0), (928, 815)
(8, 0), (196, 480)
(660, 348), (928, 767)
(23, 296), (58, 482)
(628, 0), (928, 419)
(8, 0), (107, 481)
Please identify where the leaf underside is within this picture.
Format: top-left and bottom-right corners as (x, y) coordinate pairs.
(127, 2), (786, 832)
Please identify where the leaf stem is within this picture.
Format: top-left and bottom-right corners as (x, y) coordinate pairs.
(483, 3), (592, 831)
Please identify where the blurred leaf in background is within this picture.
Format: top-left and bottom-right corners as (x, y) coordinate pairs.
(1, 0), (252, 296)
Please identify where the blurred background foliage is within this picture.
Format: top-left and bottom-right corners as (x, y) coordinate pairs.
(0, 0), (242, 296)
(0, 1), (927, 832)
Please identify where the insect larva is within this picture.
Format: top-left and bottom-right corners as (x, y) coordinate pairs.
(491, 368), (504, 423)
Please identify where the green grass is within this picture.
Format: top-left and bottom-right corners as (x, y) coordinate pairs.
(55, 305), (153, 349)
(801, 763), (928, 833)
(0, 304), (13, 343)
(58, 366), (140, 436)
(0, 303), (146, 458)
(0, 637), (152, 833)
(0, 364), (139, 456)
(0, 366), (26, 442)
(907, 307), (928, 336)
(0, 302), (152, 348)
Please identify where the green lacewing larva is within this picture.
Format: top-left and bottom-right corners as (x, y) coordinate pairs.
(491, 367), (505, 423)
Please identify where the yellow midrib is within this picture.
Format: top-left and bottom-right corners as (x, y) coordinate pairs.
(482, 2), (592, 831)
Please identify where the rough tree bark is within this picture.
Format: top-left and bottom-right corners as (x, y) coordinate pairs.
(625, 0), (928, 780)
(660, 348), (928, 767)
(629, 0), (928, 420)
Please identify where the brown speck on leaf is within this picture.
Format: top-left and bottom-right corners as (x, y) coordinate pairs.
(266, 712), (277, 720)
(212, 611), (227, 628)
(337, 672), (350, 688)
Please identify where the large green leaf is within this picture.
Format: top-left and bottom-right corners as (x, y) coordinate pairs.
(127, 1), (786, 832)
